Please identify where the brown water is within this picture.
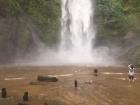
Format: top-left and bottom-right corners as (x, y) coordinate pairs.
(0, 66), (140, 105)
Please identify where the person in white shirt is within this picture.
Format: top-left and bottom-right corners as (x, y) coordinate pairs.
(128, 64), (135, 82)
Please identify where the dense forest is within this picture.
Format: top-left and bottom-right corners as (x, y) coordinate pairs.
(0, 0), (139, 65)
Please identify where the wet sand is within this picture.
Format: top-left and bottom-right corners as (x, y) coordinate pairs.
(0, 66), (140, 105)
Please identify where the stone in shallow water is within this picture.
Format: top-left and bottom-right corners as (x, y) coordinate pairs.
(23, 92), (28, 101)
(1, 88), (7, 98)
(37, 75), (58, 82)
(74, 80), (78, 87)
(94, 68), (98, 76)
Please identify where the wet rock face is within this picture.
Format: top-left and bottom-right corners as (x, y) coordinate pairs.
(1, 88), (7, 98)
(0, 17), (17, 64)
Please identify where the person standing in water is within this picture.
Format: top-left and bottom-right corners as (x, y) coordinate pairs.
(128, 64), (135, 82)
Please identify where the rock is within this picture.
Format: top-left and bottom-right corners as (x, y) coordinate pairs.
(37, 75), (58, 82)
(74, 80), (78, 87)
(94, 69), (98, 76)
(44, 103), (49, 105)
(1, 88), (7, 98)
(23, 92), (28, 101)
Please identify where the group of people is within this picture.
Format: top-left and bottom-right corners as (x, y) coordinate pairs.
(128, 64), (135, 82)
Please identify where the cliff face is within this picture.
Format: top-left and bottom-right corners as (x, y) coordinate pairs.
(0, 16), (17, 63)
(0, 0), (61, 64)
(94, 0), (140, 66)
(0, 0), (139, 65)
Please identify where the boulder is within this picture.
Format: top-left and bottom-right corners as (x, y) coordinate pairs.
(37, 75), (58, 82)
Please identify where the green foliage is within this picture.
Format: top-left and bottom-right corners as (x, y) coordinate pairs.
(17, 17), (31, 49)
(0, 0), (21, 16)
(0, 0), (61, 46)
(96, 0), (139, 25)
(19, 0), (61, 45)
(95, 0), (140, 44)
(0, 0), (61, 62)
(94, 0), (140, 64)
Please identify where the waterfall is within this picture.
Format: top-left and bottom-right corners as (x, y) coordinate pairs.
(59, 0), (95, 64)
(15, 0), (118, 66)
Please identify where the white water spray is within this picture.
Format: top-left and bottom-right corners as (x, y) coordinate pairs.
(59, 0), (95, 64)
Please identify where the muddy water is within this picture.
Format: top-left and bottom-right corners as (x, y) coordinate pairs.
(0, 66), (140, 105)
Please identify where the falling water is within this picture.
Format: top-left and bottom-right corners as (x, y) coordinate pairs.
(59, 0), (95, 64)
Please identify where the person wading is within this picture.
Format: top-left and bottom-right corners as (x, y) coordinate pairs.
(128, 64), (135, 82)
